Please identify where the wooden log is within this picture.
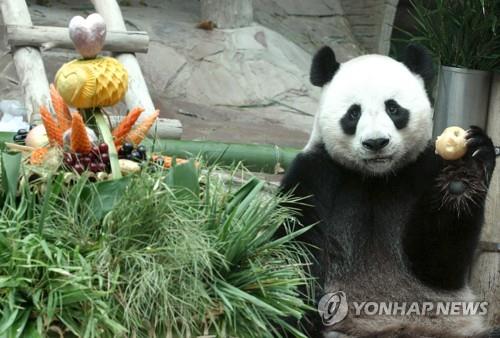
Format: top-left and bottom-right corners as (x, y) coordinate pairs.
(5, 25), (149, 53)
(0, 0), (50, 123)
(471, 73), (500, 326)
(90, 0), (182, 139)
(200, 0), (253, 29)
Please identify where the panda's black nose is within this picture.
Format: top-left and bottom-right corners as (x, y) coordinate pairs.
(362, 138), (390, 151)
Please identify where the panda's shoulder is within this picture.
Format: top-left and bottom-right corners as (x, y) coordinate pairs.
(281, 143), (341, 194)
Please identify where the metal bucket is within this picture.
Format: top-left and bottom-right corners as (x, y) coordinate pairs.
(433, 66), (492, 137)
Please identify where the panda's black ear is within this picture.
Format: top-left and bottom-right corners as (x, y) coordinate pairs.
(402, 44), (435, 87)
(310, 46), (340, 87)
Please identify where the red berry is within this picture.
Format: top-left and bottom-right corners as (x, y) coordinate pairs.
(91, 146), (100, 154)
(99, 143), (109, 154)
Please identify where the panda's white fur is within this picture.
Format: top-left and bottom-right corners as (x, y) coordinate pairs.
(305, 54), (433, 175)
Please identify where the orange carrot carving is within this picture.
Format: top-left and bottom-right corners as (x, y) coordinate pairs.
(112, 107), (144, 146)
(40, 106), (63, 146)
(71, 112), (92, 154)
(126, 110), (159, 146)
(50, 84), (72, 132)
(30, 147), (49, 165)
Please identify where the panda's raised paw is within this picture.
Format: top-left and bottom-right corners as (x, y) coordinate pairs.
(465, 126), (496, 180)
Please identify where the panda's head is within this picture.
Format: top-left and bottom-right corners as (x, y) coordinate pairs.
(306, 45), (435, 175)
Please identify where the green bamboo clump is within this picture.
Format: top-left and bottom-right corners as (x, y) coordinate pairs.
(0, 153), (313, 337)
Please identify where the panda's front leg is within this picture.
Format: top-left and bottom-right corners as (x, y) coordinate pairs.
(404, 127), (496, 290)
(436, 126), (496, 215)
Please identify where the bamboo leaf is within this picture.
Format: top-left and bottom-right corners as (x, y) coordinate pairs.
(165, 160), (200, 197)
(83, 176), (130, 220)
(0, 308), (19, 335)
(1, 152), (21, 201)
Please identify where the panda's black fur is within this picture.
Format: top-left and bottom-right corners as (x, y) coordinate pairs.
(278, 46), (497, 338)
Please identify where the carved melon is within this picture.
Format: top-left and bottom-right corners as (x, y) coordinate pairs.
(55, 56), (128, 108)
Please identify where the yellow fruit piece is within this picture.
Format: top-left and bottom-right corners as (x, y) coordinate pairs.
(55, 56), (128, 108)
(435, 126), (468, 160)
(119, 159), (141, 175)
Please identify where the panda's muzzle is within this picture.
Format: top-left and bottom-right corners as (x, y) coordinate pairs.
(362, 138), (390, 151)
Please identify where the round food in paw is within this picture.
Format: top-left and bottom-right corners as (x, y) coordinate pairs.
(435, 126), (467, 160)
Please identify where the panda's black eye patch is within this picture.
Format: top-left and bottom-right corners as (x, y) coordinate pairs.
(340, 104), (362, 135)
(385, 99), (409, 129)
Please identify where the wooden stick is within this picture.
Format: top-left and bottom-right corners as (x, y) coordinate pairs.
(0, 0), (50, 123)
(90, 0), (183, 138)
(6, 25), (150, 53)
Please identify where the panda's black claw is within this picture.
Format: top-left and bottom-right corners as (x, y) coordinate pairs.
(465, 127), (494, 155)
(462, 126), (496, 183)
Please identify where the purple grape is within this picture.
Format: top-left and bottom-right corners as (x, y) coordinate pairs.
(89, 162), (99, 173)
(122, 143), (133, 154)
(73, 163), (84, 174)
(63, 153), (74, 166)
(130, 150), (142, 162)
(97, 162), (106, 172)
(101, 153), (110, 164)
(13, 134), (26, 145)
(81, 156), (91, 168)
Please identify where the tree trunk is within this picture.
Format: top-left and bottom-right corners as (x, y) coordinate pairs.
(200, 0), (253, 29)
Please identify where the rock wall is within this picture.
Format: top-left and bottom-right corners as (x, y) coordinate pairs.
(253, 0), (362, 62)
(340, 0), (399, 54)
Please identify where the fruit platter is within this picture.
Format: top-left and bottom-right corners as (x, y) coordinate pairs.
(0, 13), (311, 338)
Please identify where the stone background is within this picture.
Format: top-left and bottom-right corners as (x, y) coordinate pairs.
(0, 0), (400, 147)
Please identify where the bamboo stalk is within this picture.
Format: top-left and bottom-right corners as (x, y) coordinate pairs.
(149, 139), (299, 173)
(0, 132), (300, 174)
(94, 111), (122, 180)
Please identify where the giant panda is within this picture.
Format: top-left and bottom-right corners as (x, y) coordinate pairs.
(279, 45), (497, 337)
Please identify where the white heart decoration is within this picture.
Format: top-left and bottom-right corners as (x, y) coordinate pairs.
(69, 13), (107, 59)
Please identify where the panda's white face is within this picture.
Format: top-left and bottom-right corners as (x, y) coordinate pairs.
(309, 54), (433, 175)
